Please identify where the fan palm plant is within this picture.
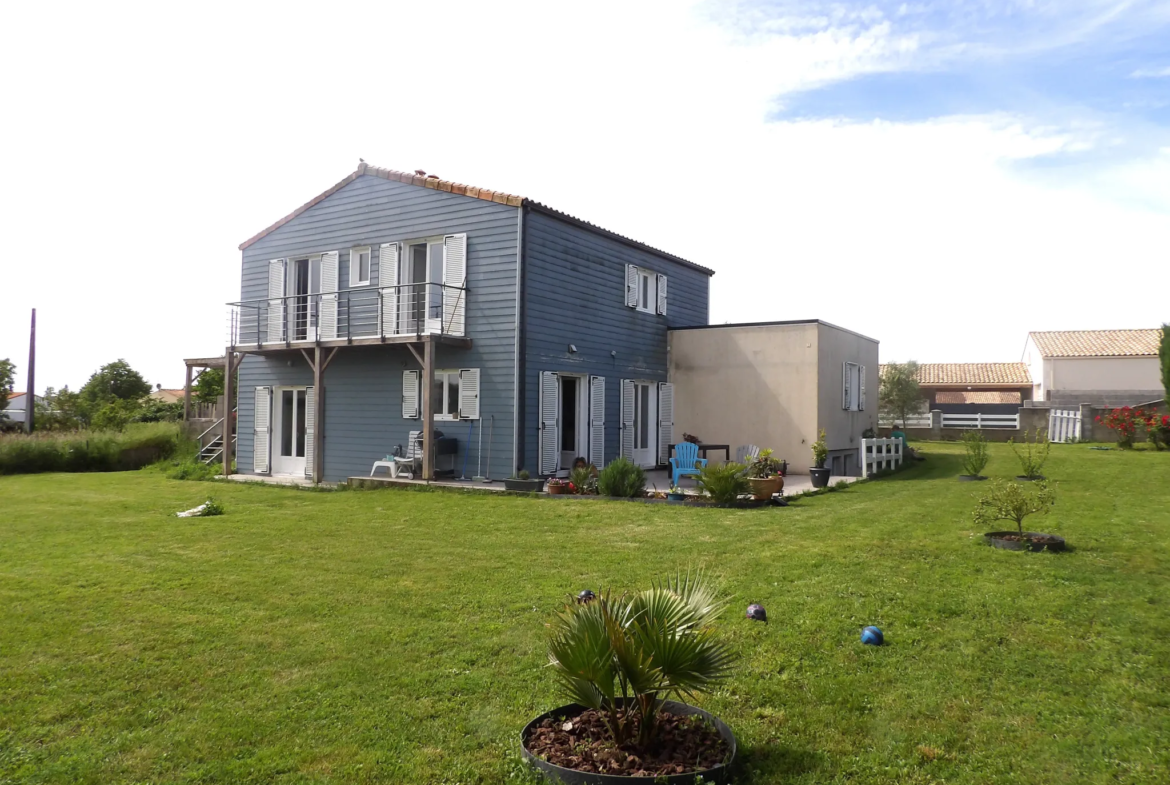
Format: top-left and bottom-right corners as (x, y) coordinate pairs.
(546, 572), (737, 751)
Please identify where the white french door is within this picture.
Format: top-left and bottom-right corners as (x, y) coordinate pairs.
(632, 381), (657, 468)
(272, 386), (309, 475)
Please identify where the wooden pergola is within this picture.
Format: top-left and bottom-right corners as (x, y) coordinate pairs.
(182, 356), (226, 421)
(220, 333), (470, 484)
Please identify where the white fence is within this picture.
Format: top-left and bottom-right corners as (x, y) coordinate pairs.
(880, 414), (931, 428)
(1048, 409), (1082, 443)
(941, 412), (1019, 429)
(859, 438), (903, 475)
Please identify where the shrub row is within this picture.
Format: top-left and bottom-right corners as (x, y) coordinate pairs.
(0, 423), (186, 475)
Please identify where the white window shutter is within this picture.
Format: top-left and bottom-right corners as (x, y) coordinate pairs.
(620, 379), (635, 461)
(402, 370), (419, 419)
(253, 386), (271, 473)
(842, 362), (851, 411)
(442, 234), (467, 336)
(625, 264), (638, 308)
(318, 252), (339, 340)
(538, 371), (559, 475)
(859, 365), (866, 411)
(589, 375), (606, 467)
(459, 368), (480, 420)
(380, 243), (399, 336)
(656, 274), (668, 316)
(657, 382), (674, 465)
(304, 386), (315, 477)
(267, 260), (285, 343)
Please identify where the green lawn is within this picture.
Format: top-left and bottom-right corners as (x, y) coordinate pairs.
(2, 444), (1168, 784)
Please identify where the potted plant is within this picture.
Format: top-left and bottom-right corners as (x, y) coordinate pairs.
(666, 484), (686, 503)
(596, 457), (646, 498)
(809, 429), (831, 488)
(1009, 429), (1050, 480)
(744, 448), (784, 500)
(958, 430), (989, 481)
(521, 573), (738, 783)
(973, 479), (1064, 552)
(546, 477), (569, 495)
(569, 464), (598, 495)
(504, 469), (544, 493)
(696, 462), (750, 506)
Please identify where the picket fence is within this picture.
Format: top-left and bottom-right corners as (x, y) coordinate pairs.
(1048, 409), (1082, 443)
(859, 437), (903, 475)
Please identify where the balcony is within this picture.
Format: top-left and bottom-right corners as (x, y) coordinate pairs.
(227, 282), (468, 349)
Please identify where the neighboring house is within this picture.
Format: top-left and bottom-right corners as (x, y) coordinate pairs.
(2, 392), (42, 426)
(227, 162), (712, 483)
(669, 321), (879, 476)
(149, 387), (185, 404)
(886, 363), (1034, 414)
(1023, 329), (1163, 406)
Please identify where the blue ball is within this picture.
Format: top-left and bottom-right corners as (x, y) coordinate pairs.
(861, 626), (884, 646)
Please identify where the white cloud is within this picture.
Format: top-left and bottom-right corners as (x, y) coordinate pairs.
(1130, 65), (1170, 77)
(0, 0), (1166, 392)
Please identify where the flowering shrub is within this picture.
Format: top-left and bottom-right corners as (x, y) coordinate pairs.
(1095, 407), (1167, 449)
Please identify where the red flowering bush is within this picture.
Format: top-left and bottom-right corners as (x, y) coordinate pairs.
(1095, 407), (1167, 449)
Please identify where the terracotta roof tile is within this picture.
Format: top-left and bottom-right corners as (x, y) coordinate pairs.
(935, 390), (1022, 405)
(1029, 329), (1161, 357)
(880, 363), (1032, 386)
(237, 162), (715, 275)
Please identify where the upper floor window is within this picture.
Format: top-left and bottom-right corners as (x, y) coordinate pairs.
(350, 247), (371, 286)
(626, 264), (667, 315)
(843, 362), (866, 411)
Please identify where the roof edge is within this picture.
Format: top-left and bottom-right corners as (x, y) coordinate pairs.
(524, 202), (714, 276)
(670, 319), (878, 344)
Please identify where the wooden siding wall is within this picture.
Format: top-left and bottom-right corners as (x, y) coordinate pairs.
(519, 209), (710, 473)
(237, 175), (519, 481)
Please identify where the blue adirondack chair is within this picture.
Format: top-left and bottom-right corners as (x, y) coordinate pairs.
(670, 442), (708, 486)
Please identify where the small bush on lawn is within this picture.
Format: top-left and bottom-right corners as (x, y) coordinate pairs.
(696, 462), (750, 505)
(961, 431), (989, 477)
(1009, 429), (1050, 479)
(166, 458), (219, 481)
(973, 479), (1055, 537)
(0, 423), (186, 475)
(596, 457), (645, 498)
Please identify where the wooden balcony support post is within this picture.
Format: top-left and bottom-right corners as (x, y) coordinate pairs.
(183, 364), (193, 421)
(313, 346), (324, 484)
(222, 349), (235, 478)
(421, 338), (435, 480)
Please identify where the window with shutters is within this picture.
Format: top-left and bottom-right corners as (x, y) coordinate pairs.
(432, 368), (479, 421)
(843, 362), (864, 411)
(627, 264), (666, 315)
(350, 246), (371, 286)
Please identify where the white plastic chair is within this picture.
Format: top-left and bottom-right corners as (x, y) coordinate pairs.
(735, 444), (760, 464)
(391, 431), (422, 478)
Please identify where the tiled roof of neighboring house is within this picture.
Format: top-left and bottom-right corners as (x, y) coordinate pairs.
(935, 390), (1022, 405)
(1028, 329), (1161, 358)
(238, 162), (715, 275)
(150, 389), (185, 403)
(880, 363), (1032, 386)
(8, 392), (23, 399)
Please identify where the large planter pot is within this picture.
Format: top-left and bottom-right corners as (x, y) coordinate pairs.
(957, 475), (988, 482)
(547, 483), (569, 495)
(809, 467), (831, 488)
(521, 700), (737, 784)
(504, 478), (545, 492)
(666, 492), (686, 503)
(747, 476), (783, 500)
(985, 531), (1066, 552)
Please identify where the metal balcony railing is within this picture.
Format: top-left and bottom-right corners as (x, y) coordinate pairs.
(226, 282), (466, 347)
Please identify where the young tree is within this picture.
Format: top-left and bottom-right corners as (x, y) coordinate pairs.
(0, 358), (15, 421)
(79, 359), (152, 404)
(193, 368), (225, 404)
(879, 361), (923, 428)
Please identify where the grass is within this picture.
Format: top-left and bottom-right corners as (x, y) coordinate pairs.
(1, 443), (1168, 784)
(0, 422), (186, 475)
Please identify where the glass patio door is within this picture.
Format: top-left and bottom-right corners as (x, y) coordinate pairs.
(272, 387), (307, 475)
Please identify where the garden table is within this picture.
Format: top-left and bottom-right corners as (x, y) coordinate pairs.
(697, 444), (730, 462)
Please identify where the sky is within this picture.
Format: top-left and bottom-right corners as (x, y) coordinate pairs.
(1, 0), (1168, 393)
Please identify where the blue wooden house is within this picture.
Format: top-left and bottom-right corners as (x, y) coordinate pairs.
(224, 162), (713, 483)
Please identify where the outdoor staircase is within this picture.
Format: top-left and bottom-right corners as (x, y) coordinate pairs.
(199, 434), (224, 465)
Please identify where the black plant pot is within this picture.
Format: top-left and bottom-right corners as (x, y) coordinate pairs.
(957, 475), (988, 482)
(521, 700), (737, 785)
(985, 531), (1066, 552)
(1015, 475), (1046, 482)
(809, 467), (831, 488)
(504, 478), (545, 492)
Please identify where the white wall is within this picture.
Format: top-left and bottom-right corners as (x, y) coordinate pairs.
(1050, 356), (1161, 393)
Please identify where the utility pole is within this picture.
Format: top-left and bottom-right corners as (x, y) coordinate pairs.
(25, 308), (36, 433)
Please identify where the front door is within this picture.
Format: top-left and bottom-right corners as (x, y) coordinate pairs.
(632, 381), (657, 468)
(272, 387), (308, 475)
(559, 375), (589, 472)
